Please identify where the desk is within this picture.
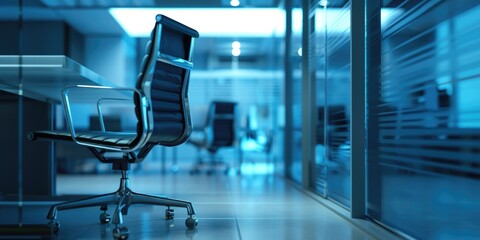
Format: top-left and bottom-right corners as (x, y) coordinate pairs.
(0, 55), (116, 197)
(0, 55), (115, 103)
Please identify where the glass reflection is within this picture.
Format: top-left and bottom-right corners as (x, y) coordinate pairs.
(367, 0), (480, 238)
(319, 1), (350, 207)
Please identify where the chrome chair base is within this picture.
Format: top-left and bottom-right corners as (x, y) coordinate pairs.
(47, 170), (197, 232)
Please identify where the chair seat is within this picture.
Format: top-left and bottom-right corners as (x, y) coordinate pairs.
(30, 130), (138, 147)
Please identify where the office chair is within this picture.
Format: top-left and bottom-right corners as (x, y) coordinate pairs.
(28, 15), (199, 239)
(189, 101), (238, 175)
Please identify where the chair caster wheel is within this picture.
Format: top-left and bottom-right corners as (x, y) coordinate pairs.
(100, 212), (111, 224)
(185, 217), (198, 229)
(165, 208), (175, 220)
(49, 221), (60, 234)
(113, 226), (129, 240)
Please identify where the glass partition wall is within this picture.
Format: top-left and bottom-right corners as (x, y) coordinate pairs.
(289, 0), (480, 238)
(323, 1), (351, 207)
(309, 0), (352, 208)
(0, 0), (60, 231)
(367, 0), (480, 238)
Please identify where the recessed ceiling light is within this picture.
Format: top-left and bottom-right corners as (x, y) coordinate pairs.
(230, 0), (240, 7)
(232, 48), (241, 57)
(232, 41), (241, 49)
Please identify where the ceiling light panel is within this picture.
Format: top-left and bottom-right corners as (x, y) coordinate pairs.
(110, 8), (285, 37)
(110, 8), (400, 38)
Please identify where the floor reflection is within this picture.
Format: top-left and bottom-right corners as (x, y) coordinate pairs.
(1, 172), (383, 239)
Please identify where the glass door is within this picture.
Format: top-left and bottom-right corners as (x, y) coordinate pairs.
(313, 0), (352, 208)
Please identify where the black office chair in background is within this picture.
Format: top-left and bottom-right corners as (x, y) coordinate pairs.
(29, 15), (199, 239)
(189, 101), (238, 175)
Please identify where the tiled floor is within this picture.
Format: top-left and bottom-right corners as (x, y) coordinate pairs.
(1, 171), (398, 239)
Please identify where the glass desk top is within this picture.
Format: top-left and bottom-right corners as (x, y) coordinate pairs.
(0, 55), (117, 103)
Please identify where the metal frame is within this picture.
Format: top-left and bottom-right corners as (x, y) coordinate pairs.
(284, 0), (294, 179)
(158, 53), (193, 70)
(350, 0), (366, 219)
(301, 0), (317, 189)
(62, 85), (150, 152)
(138, 23), (161, 146)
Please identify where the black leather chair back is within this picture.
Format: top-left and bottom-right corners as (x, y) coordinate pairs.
(135, 15), (199, 147)
(207, 101), (237, 149)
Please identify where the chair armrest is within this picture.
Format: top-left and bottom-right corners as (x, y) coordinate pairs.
(62, 84), (150, 151)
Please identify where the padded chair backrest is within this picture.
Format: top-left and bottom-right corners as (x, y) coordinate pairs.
(135, 15), (199, 147)
(207, 101), (237, 147)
